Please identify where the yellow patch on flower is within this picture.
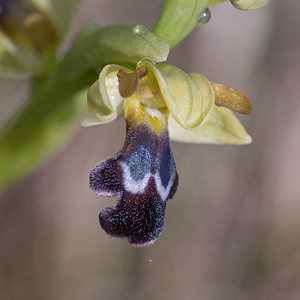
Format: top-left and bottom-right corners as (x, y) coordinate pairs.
(125, 96), (168, 136)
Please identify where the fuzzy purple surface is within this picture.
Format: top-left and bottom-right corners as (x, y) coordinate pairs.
(90, 124), (178, 245)
(99, 178), (166, 246)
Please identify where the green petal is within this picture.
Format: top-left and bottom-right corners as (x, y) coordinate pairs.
(138, 60), (214, 129)
(169, 106), (252, 145)
(230, 0), (269, 10)
(82, 64), (131, 126)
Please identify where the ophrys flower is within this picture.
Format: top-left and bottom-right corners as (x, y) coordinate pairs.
(83, 44), (252, 246)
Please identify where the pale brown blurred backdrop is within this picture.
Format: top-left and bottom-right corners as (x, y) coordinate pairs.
(1, 1), (300, 299)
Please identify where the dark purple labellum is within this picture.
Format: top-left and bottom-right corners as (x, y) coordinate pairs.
(90, 124), (178, 246)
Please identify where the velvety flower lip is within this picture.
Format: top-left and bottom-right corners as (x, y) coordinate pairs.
(99, 177), (167, 246)
(90, 99), (178, 246)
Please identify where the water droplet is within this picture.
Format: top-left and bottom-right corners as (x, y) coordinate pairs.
(197, 8), (211, 24)
(133, 25), (147, 35)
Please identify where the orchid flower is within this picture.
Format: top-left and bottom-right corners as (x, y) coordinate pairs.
(82, 44), (252, 246)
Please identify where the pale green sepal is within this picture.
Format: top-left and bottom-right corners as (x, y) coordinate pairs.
(169, 106), (252, 145)
(82, 64), (129, 126)
(152, 0), (210, 48)
(58, 25), (169, 81)
(138, 60), (214, 129)
(230, 0), (269, 10)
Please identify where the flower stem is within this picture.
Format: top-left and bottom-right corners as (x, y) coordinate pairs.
(152, 0), (210, 48)
(152, 0), (227, 48)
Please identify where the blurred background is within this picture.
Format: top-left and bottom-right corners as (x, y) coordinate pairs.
(1, 0), (300, 299)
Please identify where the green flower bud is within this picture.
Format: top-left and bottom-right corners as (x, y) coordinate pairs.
(230, 0), (269, 10)
(0, 0), (78, 75)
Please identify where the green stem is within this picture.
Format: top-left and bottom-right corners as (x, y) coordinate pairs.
(0, 68), (96, 191)
(152, 0), (210, 48)
(152, 0), (227, 48)
(209, 0), (227, 6)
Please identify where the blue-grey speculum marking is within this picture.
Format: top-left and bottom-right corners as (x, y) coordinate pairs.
(126, 144), (151, 181)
